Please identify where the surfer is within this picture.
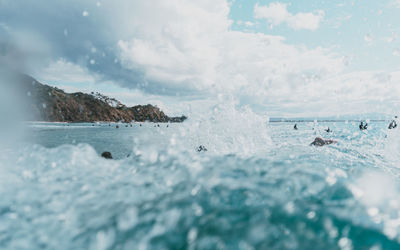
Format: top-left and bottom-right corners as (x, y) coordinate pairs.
(359, 121), (367, 130)
(197, 145), (208, 152)
(325, 127), (332, 133)
(310, 137), (337, 147)
(389, 116), (398, 129)
(294, 124), (298, 130)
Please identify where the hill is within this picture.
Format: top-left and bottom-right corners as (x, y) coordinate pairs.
(17, 74), (187, 123)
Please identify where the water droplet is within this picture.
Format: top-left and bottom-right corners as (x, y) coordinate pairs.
(364, 34), (373, 43)
(307, 211), (316, 219)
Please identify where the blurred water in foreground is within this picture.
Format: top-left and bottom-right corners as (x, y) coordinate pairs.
(3, 116), (400, 249)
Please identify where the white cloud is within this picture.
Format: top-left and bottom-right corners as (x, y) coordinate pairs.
(254, 2), (325, 31)
(4, 0), (399, 117)
(0, 0), (337, 97)
(35, 59), (97, 84)
(114, 0), (341, 98)
(6, 0), (342, 116)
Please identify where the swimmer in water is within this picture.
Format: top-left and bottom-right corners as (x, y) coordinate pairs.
(197, 145), (208, 152)
(294, 124), (298, 130)
(325, 127), (332, 133)
(310, 137), (337, 147)
(359, 121), (368, 130)
(389, 116), (398, 129)
(101, 151), (113, 159)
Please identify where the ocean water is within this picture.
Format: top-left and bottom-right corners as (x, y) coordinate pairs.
(3, 114), (400, 249)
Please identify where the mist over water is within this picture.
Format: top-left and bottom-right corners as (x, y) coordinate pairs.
(1, 106), (400, 249)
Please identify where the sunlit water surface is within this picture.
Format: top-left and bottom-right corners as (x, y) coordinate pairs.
(3, 120), (400, 250)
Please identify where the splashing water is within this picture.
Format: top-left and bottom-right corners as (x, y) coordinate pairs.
(179, 101), (271, 156)
(3, 107), (400, 249)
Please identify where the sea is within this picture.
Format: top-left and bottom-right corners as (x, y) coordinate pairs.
(2, 108), (400, 249)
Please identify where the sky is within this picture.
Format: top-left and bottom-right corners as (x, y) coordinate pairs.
(1, 0), (400, 117)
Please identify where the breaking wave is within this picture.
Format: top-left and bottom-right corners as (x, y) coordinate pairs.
(173, 101), (271, 157)
(3, 103), (400, 249)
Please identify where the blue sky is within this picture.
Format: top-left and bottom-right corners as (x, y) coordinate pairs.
(229, 0), (400, 71)
(1, 0), (400, 117)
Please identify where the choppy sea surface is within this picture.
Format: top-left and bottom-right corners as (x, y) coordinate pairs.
(3, 114), (400, 249)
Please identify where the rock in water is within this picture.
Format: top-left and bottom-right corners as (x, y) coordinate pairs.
(101, 151), (113, 159)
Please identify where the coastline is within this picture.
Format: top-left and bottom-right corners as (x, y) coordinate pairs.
(17, 74), (188, 123)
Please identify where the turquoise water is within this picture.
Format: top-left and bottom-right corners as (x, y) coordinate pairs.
(3, 119), (400, 249)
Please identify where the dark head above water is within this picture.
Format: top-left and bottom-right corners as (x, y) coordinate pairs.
(310, 137), (337, 147)
(359, 121), (368, 130)
(389, 120), (397, 129)
(101, 151), (113, 159)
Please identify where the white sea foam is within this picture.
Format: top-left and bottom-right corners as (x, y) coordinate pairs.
(177, 100), (271, 157)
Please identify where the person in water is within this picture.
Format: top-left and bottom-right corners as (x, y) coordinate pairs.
(101, 151), (113, 159)
(197, 145), (208, 152)
(325, 127), (332, 133)
(310, 137), (337, 147)
(389, 116), (398, 129)
(294, 124), (298, 130)
(359, 121), (368, 130)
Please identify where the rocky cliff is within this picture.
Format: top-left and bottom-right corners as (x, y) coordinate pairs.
(17, 74), (187, 123)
